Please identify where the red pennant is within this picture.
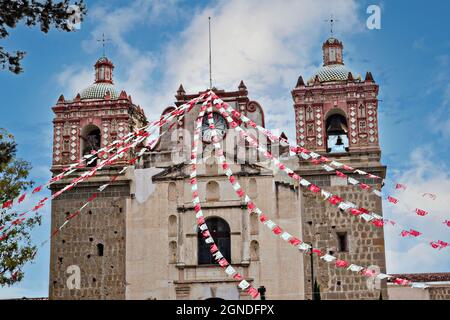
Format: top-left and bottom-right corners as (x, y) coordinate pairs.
(233, 273), (243, 280)
(430, 241), (440, 249)
(328, 195), (343, 205)
(87, 193), (98, 202)
(2, 200), (13, 209)
(350, 208), (362, 216)
(387, 196), (399, 204)
(409, 229), (421, 237)
(359, 183), (371, 190)
(438, 240), (449, 248)
(272, 226), (282, 235)
(247, 287), (259, 299)
(210, 244), (218, 253)
(400, 230), (409, 237)
(336, 171), (346, 178)
(372, 219), (384, 228)
(259, 214), (268, 223)
(415, 208), (428, 216)
(312, 249), (322, 256)
(289, 237), (301, 246)
(218, 259), (229, 268)
(309, 184), (321, 193)
(18, 194), (26, 203)
(335, 260), (348, 268)
(395, 183), (407, 190)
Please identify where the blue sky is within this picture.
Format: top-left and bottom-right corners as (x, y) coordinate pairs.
(0, 0), (449, 298)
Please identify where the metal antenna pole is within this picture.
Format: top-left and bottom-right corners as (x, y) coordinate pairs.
(209, 17), (212, 90)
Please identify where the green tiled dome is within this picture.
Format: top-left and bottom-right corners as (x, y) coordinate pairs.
(80, 83), (118, 100)
(309, 64), (353, 83)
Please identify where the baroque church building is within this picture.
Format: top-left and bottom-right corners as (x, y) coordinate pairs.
(49, 37), (387, 300)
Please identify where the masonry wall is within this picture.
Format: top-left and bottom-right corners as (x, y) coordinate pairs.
(300, 173), (388, 300)
(49, 180), (129, 300)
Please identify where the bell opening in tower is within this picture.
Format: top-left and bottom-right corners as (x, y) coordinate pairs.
(326, 114), (349, 153)
(80, 124), (101, 166)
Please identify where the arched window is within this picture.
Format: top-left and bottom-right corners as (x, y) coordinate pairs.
(250, 240), (260, 261)
(358, 104), (366, 118)
(80, 124), (101, 166)
(168, 182), (177, 201)
(206, 181), (220, 202)
(306, 106), (314, 121)
(198, 217), (231, 265)
(326, 114), (349, 153)
(168, 215), (177, 237)
(169, 241), (177, 264)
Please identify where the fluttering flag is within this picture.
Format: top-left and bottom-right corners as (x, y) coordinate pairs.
(247, 287), (259, 298)
(335, 260), (348, 268)
(2, 200), (13, 209)
(395, 183), (407, 190)
(372, 219), (384, 228)
(32, 186), (42, 194)
(400, 230), (410, 237)
(18, 194), (26, 203)
(409, 229), (421, 237)
(415, 208), (428, 216)
(309, 184), (321, 193)
(387, 196), (399, 204)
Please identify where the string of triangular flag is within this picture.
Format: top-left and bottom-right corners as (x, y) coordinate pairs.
(189, 94), (259, 298)
(203, 95), (428, 292)
(0, 93), (207, 243)
(210, 93), (448, 250)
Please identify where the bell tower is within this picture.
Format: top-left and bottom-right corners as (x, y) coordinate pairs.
(293, 37), (380, 157)
(292, 37), (388, 300)
(49, 57), (146, 299)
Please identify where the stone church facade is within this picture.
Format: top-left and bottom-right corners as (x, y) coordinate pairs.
(49, 37), (388, 300)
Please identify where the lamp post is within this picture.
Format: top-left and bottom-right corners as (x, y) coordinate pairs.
(309, 243), (315, 300)
(258, 286), (266, 300)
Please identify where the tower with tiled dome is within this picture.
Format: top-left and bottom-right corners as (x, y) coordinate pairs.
(51, 56), (146, 167)
(49, 57), (146, 299)
(293, 37), (379, 154)
(293, 37), (388, 299)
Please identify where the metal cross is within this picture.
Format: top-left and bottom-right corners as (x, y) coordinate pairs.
(97, 33), (111, 57)
(325, 15), (339, 36)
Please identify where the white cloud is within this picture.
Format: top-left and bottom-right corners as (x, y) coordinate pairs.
(384, 146), (450, 273)
(155, 0), (361, 119)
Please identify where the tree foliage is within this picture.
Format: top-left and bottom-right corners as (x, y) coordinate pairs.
(0, 0), (87, 74)
(0, 128), (41, 286)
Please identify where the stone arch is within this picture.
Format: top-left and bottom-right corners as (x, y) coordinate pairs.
(325, 109), (349, 153)
(169, 241), (177, 264)
(250, 240), (260, 261)
(80, 124), (101, 165)
(168, 215), (177, 237)
(206, 180), (220, 202)
(198, 217), (230, 265)
(168, 182), (177, 201)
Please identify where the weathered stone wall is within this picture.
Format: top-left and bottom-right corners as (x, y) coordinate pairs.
(428, 286), (450, 300)
(300, 173), (388, 300)
(49, 181), (129, 300)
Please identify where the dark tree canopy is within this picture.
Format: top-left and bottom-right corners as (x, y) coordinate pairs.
(0, 0), (87, 74)
(0, 128), (41, 286)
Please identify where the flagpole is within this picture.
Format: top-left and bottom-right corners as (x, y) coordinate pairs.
(209, 17), (212, 90)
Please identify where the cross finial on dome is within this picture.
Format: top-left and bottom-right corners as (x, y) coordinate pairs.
(324, 15), (339, 36)
(97, 33), (111, 57)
